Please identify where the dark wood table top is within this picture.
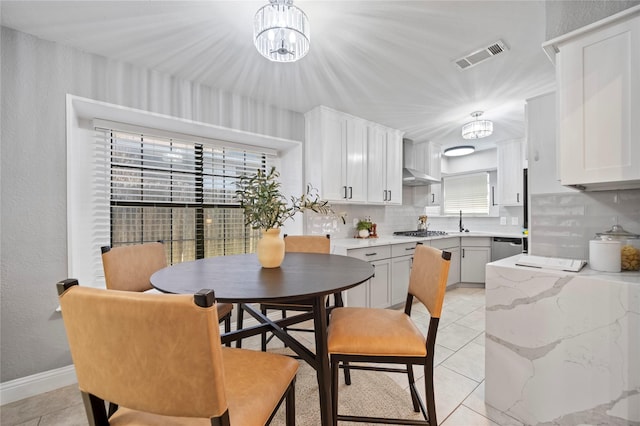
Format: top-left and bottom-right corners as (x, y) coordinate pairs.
(150, 252), (374, 303)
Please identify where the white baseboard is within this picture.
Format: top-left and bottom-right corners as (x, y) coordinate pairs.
(1, 365), (77, 405)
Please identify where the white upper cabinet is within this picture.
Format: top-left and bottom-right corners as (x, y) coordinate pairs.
(306, 105), (403, 204)
(408, 141), (441, 206)
(367, 125), (403, 204)
(526, 92), (576, 195)
(305, 106), (367, 202)
(544, 8), (640, 190)
(497, 139), (524, 206)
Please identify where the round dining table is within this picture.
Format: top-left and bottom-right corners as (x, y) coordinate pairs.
(150, 252), (375, 426)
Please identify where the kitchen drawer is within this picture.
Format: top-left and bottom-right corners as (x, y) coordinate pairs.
(391, 242), (419, 257)
(461, 237), (491, 247)
(430, 237), (460, 250)
(347, 245), (391, 262)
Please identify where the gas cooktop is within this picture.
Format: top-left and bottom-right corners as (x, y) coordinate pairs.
(393, 230), (448, 237)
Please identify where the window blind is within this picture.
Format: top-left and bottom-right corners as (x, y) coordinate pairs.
(95, 127), (273, 264)
(443, 172), (490, 215)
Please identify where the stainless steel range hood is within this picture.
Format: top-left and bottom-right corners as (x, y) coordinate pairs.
(402, 167), (441, 186)
(402, 139), (441, 186)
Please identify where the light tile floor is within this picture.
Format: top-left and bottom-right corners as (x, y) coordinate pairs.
(0, 287), (523, 426)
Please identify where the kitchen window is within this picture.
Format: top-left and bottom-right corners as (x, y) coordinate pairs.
(443, 172), (490, 215)
(98, 127), (272, 263)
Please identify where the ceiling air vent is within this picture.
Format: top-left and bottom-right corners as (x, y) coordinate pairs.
(454, 40), (508, 70)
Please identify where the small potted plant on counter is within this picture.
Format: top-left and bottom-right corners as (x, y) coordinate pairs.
(357, 219), (372, 238)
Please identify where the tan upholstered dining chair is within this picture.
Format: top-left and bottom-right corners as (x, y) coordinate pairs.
(327, 244), (451, 425)
(57, 279), (298, 426)
(101, 242), (233, 335)
(236, 234), (334, 351)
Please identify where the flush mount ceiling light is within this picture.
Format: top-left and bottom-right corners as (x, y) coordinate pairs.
(462, 111), (493, 139)
(254, 0), (310, 63)
(444, 145), (475, 157)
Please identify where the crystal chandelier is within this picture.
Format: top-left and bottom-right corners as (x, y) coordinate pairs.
(254, 0), (310, 63)
(461, 111), (493, 139)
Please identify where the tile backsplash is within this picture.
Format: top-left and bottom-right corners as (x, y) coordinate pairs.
(530, 189), (640, 260)
(305, 187), (640, 262)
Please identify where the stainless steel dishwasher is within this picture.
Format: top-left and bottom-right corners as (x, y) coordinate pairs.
(491, 237), (523, 261)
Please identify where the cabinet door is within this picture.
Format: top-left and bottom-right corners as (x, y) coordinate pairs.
(367, 125), (387, 203)
(461, 247), (490, 283)
(345, 118), (368, 202)
(558, 15), (640, 189)
(447, 246), (461, 286)
(428, 142), (442, 180)
(320, 110), (348, 201)
(427, 183), (441, 206)
(527, 93), (575, 195)
(369, 259), (391, 308)
(391, 255), (412, 306)
(497, 140), (523, 206)
(345, 280), (368, 307)
(385, 130), (403, 205)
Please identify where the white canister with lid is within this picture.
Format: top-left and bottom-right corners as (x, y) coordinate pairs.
(589, 237), (622, 272)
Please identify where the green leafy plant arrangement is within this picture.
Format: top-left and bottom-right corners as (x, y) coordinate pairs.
(356, 220), (372, 231)
(235, 167), (345, 230)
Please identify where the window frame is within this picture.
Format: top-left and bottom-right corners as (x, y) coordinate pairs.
(67, 95), (303, 288)
(442, 171), (492, 216)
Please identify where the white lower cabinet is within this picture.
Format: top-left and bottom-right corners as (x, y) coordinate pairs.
(430, 237), (461, 286)
(390, 242), (419, 306)
(369, 259), (391, 308)
(460, 237), (491, 283)
(344, 246), (391, 308)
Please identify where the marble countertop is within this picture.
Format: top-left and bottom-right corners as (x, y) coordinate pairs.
(490, 254), (640, 284)
(332, 231), (526, 249)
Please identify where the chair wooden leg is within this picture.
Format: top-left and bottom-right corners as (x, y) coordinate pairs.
(424, 363), (437, 426)
(285, 379), (296, 426)
(235, 303), (244, 348)
(224, 314), (231, 347)
(331, 356), (339, 426)
(81, 391), (108, 426)
(406, 364), (421, 412)
(342, 361), (351, 386)
(261, 306), (268, 351)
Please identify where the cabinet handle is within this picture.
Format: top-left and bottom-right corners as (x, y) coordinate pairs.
(491, 186), (496, 206)
(462, 248), (465, 258)
(431, 193), (435, 203)
(517, 192), (520, 203)
(388, 190), (391, 201)
(343, 186), (348, 199)
(383, 190), (387, 201)
(348, 186), (353, 199)
(365, 252), (377, 257)
(405, 247), (414, 251)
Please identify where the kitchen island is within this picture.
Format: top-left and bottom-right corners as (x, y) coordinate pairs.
(485, 256), (640, 425)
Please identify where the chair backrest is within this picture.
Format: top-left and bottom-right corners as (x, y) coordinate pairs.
(57, 281), (228, 419)
(284, 234), (330, 254)
(101, 242), (167, 292)
(408, 245), (451, 319)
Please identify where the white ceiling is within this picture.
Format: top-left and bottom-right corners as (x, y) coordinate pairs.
(1, 0), (557, 150)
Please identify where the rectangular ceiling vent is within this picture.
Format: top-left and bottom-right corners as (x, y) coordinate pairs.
(454, 40), (508, 70)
